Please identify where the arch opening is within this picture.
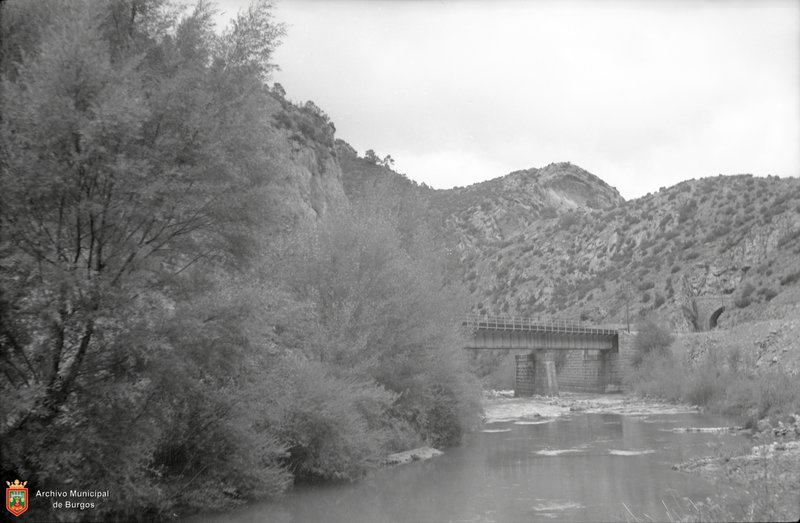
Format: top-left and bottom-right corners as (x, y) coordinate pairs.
(709, 306), (725, 330)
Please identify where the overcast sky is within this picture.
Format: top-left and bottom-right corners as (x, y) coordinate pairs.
(216, 0), (799, 199)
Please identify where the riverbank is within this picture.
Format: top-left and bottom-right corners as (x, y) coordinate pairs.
(670, 425), (800, 521)
(483, 390), (701, 423)
(483, 391), (799, 521)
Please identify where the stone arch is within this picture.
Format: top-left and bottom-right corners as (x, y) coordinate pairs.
(709, 306), (725, 329)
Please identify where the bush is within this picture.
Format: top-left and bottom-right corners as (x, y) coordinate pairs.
(653, 293), (666, 308)
(626, 341), (800, 425)
(735, 282), (756, 308)
(266, 358), (396, 481)
(631, 319), (674, 367)
(624, 351), (683, 401)
(678, 199), (698, 223)
(780, 270), (800, 286)
(558, 211), (581, 230)
(758, 286), (778, 302)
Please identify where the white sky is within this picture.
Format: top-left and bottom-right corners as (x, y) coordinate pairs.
(215, 0), (800, 199)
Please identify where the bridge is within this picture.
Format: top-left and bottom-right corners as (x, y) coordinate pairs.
(462, 314), (619, 350)
(462, 314), (635, 397)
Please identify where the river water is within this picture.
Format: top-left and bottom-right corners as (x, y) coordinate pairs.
(195, 394), (747, 523)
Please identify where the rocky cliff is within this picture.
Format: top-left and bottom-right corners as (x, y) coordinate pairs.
(260, 92), (348, 232)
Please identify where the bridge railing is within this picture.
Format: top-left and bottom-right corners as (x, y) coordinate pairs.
(462, 313), (618, 336)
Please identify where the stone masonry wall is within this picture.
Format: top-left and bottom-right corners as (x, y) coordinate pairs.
(557, 350), (607, 392)
(514, 354), (535, 397)
(556, 331), (635, 392)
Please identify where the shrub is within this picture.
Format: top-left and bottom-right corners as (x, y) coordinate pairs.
(558, 211), (581, 230)
(735, 295), (752, 308)
(637, 281), (655, 291)
(780, 270), (800, 286)
(735, 282), (756, 308)
(267, 358), (396, 481)
(678, 199), (697, 223)
(626, 341), (800, 426)
(631, 319), (674, 367)
(754, 371), (800, 419)
(653, 293), (666, 308)
(624, 351), (683, 401)
(758, 286), (778, 302)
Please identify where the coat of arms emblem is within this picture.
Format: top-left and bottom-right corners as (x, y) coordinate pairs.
(5, 480), (28, 517)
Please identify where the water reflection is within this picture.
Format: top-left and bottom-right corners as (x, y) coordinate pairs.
(193, 412), (746, 523)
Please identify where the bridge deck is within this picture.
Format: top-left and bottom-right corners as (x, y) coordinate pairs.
(462, 314), (618, 337)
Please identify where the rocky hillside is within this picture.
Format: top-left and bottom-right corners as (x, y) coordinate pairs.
(437, 162), (623, 244)
(333, 146), (800, 333)
(258, 88), (800, 337)
(455, 172), (800, 332)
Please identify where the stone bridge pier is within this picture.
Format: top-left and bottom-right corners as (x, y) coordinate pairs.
(514, 352), (559, 396)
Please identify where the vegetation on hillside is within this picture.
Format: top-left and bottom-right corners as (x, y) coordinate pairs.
(374, 153), (796, 331)
(0, 1), (480, 520)
(333, 109), (800, 335)
(625, 319), (800, 426)
(623, 318), (800, 522)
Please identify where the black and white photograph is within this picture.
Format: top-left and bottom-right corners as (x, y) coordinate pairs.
(1, 0), (799, 521)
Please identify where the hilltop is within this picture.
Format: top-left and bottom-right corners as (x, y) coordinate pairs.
(437, 162), (623, 245)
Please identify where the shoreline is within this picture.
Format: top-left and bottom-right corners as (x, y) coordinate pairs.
(482, 390), (703, 423)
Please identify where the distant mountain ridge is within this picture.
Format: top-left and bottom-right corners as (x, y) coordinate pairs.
(332, 138), (800, 332)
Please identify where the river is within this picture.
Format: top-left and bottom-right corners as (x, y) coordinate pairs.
(194, 393), (748, 523)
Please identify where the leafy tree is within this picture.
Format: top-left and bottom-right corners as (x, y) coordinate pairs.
(271, 205), (481, 465)
(1, 0), (288, 517)
(0, 0), (481, 518)
(364, 148), (380, 164)
(272, 82), (286, 98)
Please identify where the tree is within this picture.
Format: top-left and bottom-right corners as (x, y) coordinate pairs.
(272, 82), (286, 98)
(1, 0), (288, 517)
(364, 148), (380, 164)
(272, 204), (481, 454)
